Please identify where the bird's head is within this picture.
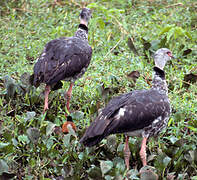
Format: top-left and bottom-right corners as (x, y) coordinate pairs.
(154, 48), (174, 70)
(79, 8), (92, 26)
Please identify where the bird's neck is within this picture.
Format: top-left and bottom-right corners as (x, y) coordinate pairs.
(75, 24), (88, 41)
(152, 66), (168, 95)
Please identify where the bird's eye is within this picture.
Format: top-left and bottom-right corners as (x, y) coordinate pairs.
(167, 51), (172, 57)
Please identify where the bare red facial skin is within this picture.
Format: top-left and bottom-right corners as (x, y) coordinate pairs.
(167, 51), (172, 56)
(167, 52), (173, 57)
(167, 51), (173, 58)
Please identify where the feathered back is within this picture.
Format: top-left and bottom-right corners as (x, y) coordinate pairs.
(31, 35), (92, 88)
(30, 8), (92, 89)
(80, 48), (173, 147)
(80, 89), (170, 146)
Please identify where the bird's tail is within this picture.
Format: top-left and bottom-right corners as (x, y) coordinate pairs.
(79, 134), (106, 147)
(79, 115), (113, 147)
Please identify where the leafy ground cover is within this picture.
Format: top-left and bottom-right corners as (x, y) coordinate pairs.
(0, 0), (197, 179)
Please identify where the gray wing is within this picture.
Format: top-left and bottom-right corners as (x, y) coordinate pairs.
(32, 37), (92, 87)
(80, 89), (170, 146)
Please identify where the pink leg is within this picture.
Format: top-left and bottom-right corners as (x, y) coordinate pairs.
(140, 137), (147, 166)
(65, 82), (74, 113)
(43, 85), (51, 114)
(124, 136), (131, 170)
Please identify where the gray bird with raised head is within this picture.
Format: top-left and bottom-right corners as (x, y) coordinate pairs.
(80, 48), (174, 170)
(30, 8), (92, 123)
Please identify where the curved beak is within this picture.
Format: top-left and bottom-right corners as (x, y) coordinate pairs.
(168, 52), (181, 62)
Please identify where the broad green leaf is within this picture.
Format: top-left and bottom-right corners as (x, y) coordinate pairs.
(127, 169), (139, 180)
(18, 135), (30, 145)
(66, 124), (77, 137)
(185, 31), (192, 40)
(113, 157), (124, 172)
(46, 122), (56, 136)
(163, 156), (171, 167)
(27, 127), (40, 143)
(189, 150), (197, 164)
(71, 111), (84, 120)
(117, 143), (124, 152)
(12, 138), (18, 147)
(25, 111), (36, 122)
(0, 142), (9, 149)
(0, 159), (9, 175)
(178, 174), (187, 180)
(150, 40), (160, 51)
(78, 152), (84, 160)
(87, 165), (102, 178)
(159, 26), (173, 36)
(169, 136), (179, 144)
(63, 134), (71, 147)
(100, 160), (113, 176)
(46, 137), (55, 150)
(140, 166), (158, 180)
(105, 175), (112, 180)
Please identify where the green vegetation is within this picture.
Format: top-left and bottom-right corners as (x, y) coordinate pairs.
(0, 0), (197, 179)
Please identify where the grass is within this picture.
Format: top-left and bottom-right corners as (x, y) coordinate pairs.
(0, 0), (197, 179)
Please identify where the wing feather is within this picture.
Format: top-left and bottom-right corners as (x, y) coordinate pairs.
(32, 37), (92, 87)
(80, 89), (170, 146)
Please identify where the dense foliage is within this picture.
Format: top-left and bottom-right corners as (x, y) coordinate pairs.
(0, 0), (197, 179)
